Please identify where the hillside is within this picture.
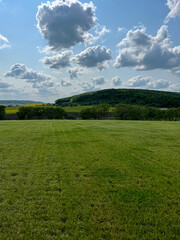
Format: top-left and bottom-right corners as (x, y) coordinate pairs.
(55, 89), (180, 108)
(0, 100), (43, 106)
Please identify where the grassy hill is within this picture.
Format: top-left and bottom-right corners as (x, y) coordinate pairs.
(0, 120), (179, 239)
(56, 89), (180, 108)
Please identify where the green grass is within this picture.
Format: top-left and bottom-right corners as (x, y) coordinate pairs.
(0, 120), (179, 239)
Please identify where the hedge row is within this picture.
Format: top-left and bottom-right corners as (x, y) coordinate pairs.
(17, 107), (67, 120)
(113, 104), (180, 121)
(79, 104), (110, 120)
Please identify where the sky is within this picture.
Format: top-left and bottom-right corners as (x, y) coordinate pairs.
(0, 0), (180, 102)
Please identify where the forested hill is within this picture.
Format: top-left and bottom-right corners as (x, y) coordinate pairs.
(56, 89), (180, 108)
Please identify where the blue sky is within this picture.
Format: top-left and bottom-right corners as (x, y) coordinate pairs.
(0, 0), (180, 102)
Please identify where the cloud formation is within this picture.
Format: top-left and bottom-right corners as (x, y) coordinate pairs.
(36, 0), (97, 51)
(4, 63), (62, 96)
(165, 0), (180, 23)
(84, 25), (110, 45)
(0, 34), (10, 50)
(68, 67), (88, 79)
(79, 82), (100, 92)
(112, 76), (121, 86)
(42, 51), (73, 69)
(127, 75), (172, 89)
(114, 25), (180, 75)
(61, 80), (72, 87)
(91, 76), (105, 85)
(5, 64), (53, 82)
(75, 45), (112, 70)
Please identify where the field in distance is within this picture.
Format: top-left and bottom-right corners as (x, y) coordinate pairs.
(5, 105), (113, 114)
(0, 120), (179, 239)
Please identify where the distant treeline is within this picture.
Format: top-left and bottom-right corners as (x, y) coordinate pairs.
(79, 104), (110, 120)
(1, 105), (180, 121)
(0, 100), (43, 106)
(55, 89), (180, 108)
(79, 104), (180, 121)
(113, 104), (180, 121)
(0, 106), (6, 120)
(17, 107), (67, 120)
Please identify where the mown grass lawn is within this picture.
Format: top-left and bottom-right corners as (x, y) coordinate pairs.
(0, 120), (179, 240)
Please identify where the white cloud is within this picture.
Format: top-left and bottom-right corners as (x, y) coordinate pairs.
(148, 79), (172, 89)
(61, 80), (72, 87)
(91, 76), (105, 85)
(42, 51), (73, 69)
(78, 81), (100, 92)
(117, 27), (126, 33)
(75, 45), (112, 70)
(0, 34), (10, 50)
(165, 0), (180, 23)
(68, 67), (88, 79)
(84, 25), (110, 45)
(5, 64), (53, 82)
(128, 76), (151, 87)
(114, 25), (180, 75)
(36, 0), (97, 51)
(4, 63), (62, 96)
(112, 76), (121, 86)
(127, 76), (172, 90)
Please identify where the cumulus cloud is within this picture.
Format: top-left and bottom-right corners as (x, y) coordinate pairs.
(148, 79), (172, 89)
(61, 80), (72, 87)
(128, 76), (151, 87)
(114, 25), (180, 75)
(42, 51), (73, 69)
(78, 82), (100, 92)
(4, 63), (62, 96)
(127, 75), (172, 89)
(112, 76), (121, 86)
(84, 25), (110, 45)
(68, 67), (88, 79)
(5, 63), (53, 82)
(0, 34), (10, 50)
(36, 0), (97, 51)
(165, 0), (180, 23)
(91, 76), (105, 85)
(75, 45), (112, 70)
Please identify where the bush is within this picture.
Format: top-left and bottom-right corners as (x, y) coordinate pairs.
(17, 107), (66, 120)
(0, 105), (6, 120)
(79, 104), (110, 120)
(79, 108), (96, 120)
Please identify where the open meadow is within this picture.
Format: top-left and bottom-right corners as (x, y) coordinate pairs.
(0, 120), (179, 239)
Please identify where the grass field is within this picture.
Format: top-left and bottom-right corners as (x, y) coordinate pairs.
(5, 104), (49, 114)
(0, 120), (179, 239)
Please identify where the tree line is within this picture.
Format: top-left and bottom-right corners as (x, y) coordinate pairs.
(113, 104), (180, 121)
(79, 104), (180, 121)
(1, 104), (180, 121)
(16, 107), (67, 120)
